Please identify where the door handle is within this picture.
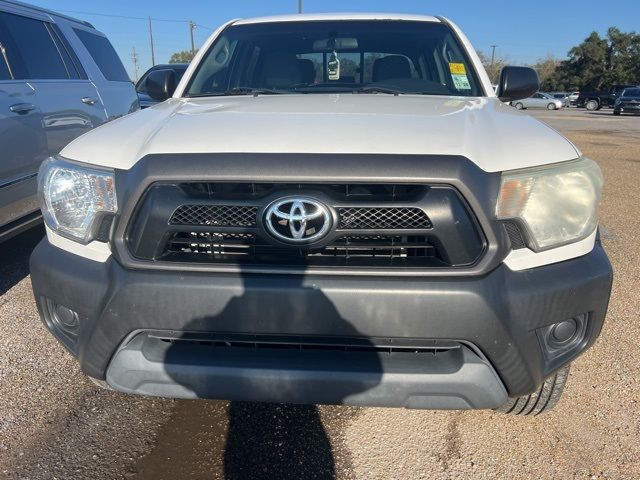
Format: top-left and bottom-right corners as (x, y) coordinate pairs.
(81, 97), (97, 105)
(9, 103), (35, 114)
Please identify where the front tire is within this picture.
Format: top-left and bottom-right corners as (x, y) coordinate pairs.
(585, 99), (599, 111)
(613, 109), (621, 116)
(514, 102), (524, 110)
(547, 103), (557, 110)
(496, 364), (570, 415)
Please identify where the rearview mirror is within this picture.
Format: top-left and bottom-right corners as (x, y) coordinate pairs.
(496, 66), (539, 102)
(146, 69), (177, 101)
(312, 37), (358, 51)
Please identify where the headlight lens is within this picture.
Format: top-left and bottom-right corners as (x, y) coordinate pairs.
(497, 157), (603, 251)
(38, 157), (117, 243)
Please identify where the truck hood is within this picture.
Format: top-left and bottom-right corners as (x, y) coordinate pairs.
(62, 94), (580, 172)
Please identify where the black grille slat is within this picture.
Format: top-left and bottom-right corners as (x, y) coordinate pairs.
(150, 332), (461, 354)
(170, 205), (257, 227)
(339, 207), (431, 230)
(164, 232), (439, 266)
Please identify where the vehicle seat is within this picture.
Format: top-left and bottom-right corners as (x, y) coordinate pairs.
(297, 59), (316, 84)
(262, 52), (302, 88)
(372, 55), (412, 83)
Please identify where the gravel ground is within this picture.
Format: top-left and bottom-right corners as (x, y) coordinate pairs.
(0, 109), (638, 479)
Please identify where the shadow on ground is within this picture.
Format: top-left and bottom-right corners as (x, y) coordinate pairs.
(134, 400), (344, 480)
(0, 225), (44, 296)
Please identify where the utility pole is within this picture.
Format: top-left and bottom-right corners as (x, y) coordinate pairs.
(490, 44), (497, 67)
(189, 20), (196, 58)
(131, 47), (139, 82)
(298, 0), (302, 13)
(148, 17), (155, 66)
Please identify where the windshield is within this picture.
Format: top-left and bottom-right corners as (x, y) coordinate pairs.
(185, 20), (484, 97)
(623, 88), (640, 97)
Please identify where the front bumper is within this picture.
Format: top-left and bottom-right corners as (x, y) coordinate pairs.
(616, 103), (640, 112)
(30, 238), (612, 409)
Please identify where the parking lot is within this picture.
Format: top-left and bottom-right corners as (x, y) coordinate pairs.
(0, 107), (638, 480)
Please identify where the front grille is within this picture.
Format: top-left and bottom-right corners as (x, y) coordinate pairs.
(338, 207), (431, 229)
(165, 231), (440, 267)
(170, 205), (257, 227)
(127, 182), (486, 270)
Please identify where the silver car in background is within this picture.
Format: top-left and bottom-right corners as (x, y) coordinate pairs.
(551, 92), (570, 107)
(511, 92), (562, 110)
(0, 0), (138, 241)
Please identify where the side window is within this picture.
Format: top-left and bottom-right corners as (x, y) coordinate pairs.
(73, 28), (129, 82)
(136, 72), (150, 93)
(0, 54), (10, 80)
(0, 12), (69, 79)
(49, 24), (87, 80)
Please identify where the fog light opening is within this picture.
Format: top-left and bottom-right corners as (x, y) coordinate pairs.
(538, 313), (590, 366)
(43, 297), (80, 342)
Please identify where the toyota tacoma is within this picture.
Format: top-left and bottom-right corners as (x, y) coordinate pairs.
(31, 14), (612, 415)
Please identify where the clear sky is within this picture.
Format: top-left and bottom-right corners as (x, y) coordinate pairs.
(28, 0), (640, 81)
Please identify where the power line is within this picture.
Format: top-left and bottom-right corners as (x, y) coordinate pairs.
(56, 9), (212, 29)
(58, 9), (181, 22)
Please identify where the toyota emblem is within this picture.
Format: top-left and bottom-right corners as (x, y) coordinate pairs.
(264, 197), (332, 243)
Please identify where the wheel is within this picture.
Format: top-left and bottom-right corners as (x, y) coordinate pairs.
(613, 110), (621, 116)
(496, 364), (570, 415)
(514, 102), (524, 110)
(547, 103), (557, 110)
(585, 99), (599, 111)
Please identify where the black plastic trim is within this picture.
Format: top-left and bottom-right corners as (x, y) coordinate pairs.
(0, 210), (42, 243)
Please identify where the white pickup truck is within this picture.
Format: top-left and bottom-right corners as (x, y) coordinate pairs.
(31, 13), (612, 415)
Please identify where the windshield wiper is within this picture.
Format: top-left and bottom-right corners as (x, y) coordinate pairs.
(222, 87), (292, 96)
(186, 87), (293, 98)
(354, 86), (403, 95)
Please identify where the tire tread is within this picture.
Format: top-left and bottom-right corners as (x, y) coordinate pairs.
(496, 365), (570, 416)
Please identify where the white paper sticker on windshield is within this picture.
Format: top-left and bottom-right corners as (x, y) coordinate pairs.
(328, 51), (340, 80)
(451, 73), (471, 90)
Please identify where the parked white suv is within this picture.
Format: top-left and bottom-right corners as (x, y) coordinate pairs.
(31, 13), (612, 415)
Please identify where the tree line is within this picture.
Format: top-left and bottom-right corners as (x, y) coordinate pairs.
(479, 27), (640, 92)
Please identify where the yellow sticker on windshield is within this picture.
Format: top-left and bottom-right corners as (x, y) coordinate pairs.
(449, 63), (466, 75)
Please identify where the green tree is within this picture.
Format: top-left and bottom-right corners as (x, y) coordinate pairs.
(169, 50), (196, 63)
(547, 28), (640, 91)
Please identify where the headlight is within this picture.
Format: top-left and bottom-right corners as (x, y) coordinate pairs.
(497, 157), (603, 251)
(38, 157), (117, 243)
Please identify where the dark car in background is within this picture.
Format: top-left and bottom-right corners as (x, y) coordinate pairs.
(0, 0), (138, 242)
(613, 87), (640, 115)
(136, 63), (188, 108)
(576, 84), (640, 110)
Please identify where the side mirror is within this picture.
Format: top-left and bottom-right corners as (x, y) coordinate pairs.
(496, 66), (539, 102)
(146, 69), (177, 101)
